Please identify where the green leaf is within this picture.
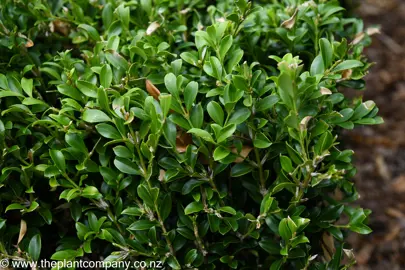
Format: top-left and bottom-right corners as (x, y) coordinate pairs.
(270, 259), (283, 270)
(102, 3), (113, 27)
(227, 49), (243, 73)
(332, 60), (364, 72)
(105, 51), (129, 70)
(137, 184), (158, 208)
(188, 128), (214, 143)
(49, 150), (66, 173)
(100, 64), (113, 88)
(260, 194), (274, 214)
(96, 123), (121, 139)
(164, 73), (179, 97)
(128, 220), (157, 231)
(51, 250), (78, 261)
(184, 249), (198, 265)
(78, 24), (101, 41)
(280, 155), (294, 173)
(57, 84), (84, 102)
(21, 77), (33, 97)
(140, 0), (152, 16)
(180, 52), (199, 66)
(319, 38), (333, 68)
(278, 73), (294, 109)
(310, 54), (325, 76)
(278, 217), (297, 240)
(217, 124), (236, 143)
(184, 201), (203, 215)
(160, 94), (172, 117)
(231, 163), (252, 177)
(82, 186), (102, 199)
(159, 194), (172, 221)
(254, 133), (271, 148)
(83, 109), (111, 123)
(182, 179), (205, 195)
(116, 4), (130, 29)
(97, 87), (110, 112)
(184, 81), (198, 111)
(0, 91), (24, 98)
(167, 256), (181, 269)
(314, 131), (334, 155)
(219, 35), (233, 61)
(113, 145), (132, 158)
(256, 95), (280, 112)
(232, 75), (248, 91)
(76, 80), (98, 98)
(219, 206), (236, 215)
(65, 133), (87, 153)
(210, 56), (223, 80)
(122, 207), (142, 216)
(190, 104), (204, 128)
(5, 203), (25, 212)
(207, 101), (224, 125)
(228, 108), (251, 125)
(114, 157), (141, 175)
(259, 239), (280, 254)
(213, 146), (231, 161)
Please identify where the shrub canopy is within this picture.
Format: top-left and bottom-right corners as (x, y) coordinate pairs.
(0, 0), (381, 269)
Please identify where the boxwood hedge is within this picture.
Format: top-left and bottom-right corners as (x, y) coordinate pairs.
(0, 0), (382, 269)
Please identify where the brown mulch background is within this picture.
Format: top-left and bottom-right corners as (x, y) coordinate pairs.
(344, 0), (405, 269)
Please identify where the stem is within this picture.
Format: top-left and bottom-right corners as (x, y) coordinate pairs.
(107, 207), (125, 234)
(130, 124), (175, 257)
(254, 148), (266, 196)
(192, 216), (207, 259)
(155, 204), (175, 255)
(208, 151), (225, 207)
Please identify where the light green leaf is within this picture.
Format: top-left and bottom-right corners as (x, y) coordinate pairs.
(184, 201), (203, 215)
(82, 186), (102, 199)
(76, 80), (98, 98)
(207, 101), (224, 125)
(188, 128), (214, 143)
(254, 133), (271, 148)
(78, 24), (101, 41)
(164, 73), (178, 97)
(105, 51), (129, 70)
(184, 81), (198, 111)
(217, 124), (236, 143)
(100, 64), (113, 88)
(332, 60), (364, 72)
(280, 155), (294, 173)
(256, 95), (279, 112)
(57, 84), (84, 102)
(95, 123), (121, 139)
(213, 146), (231, 161)
(83, 109), (111, 123)
(21, 77), (33, 97)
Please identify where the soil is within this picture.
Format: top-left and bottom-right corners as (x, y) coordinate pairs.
(344, 0), (405, 269)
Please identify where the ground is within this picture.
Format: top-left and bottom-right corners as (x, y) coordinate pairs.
(346, 0), (405, 269)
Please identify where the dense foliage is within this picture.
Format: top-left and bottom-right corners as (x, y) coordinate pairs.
(0, 0), (382, 269)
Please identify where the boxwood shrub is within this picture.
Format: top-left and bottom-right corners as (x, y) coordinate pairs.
(0, 0), (382, 269)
